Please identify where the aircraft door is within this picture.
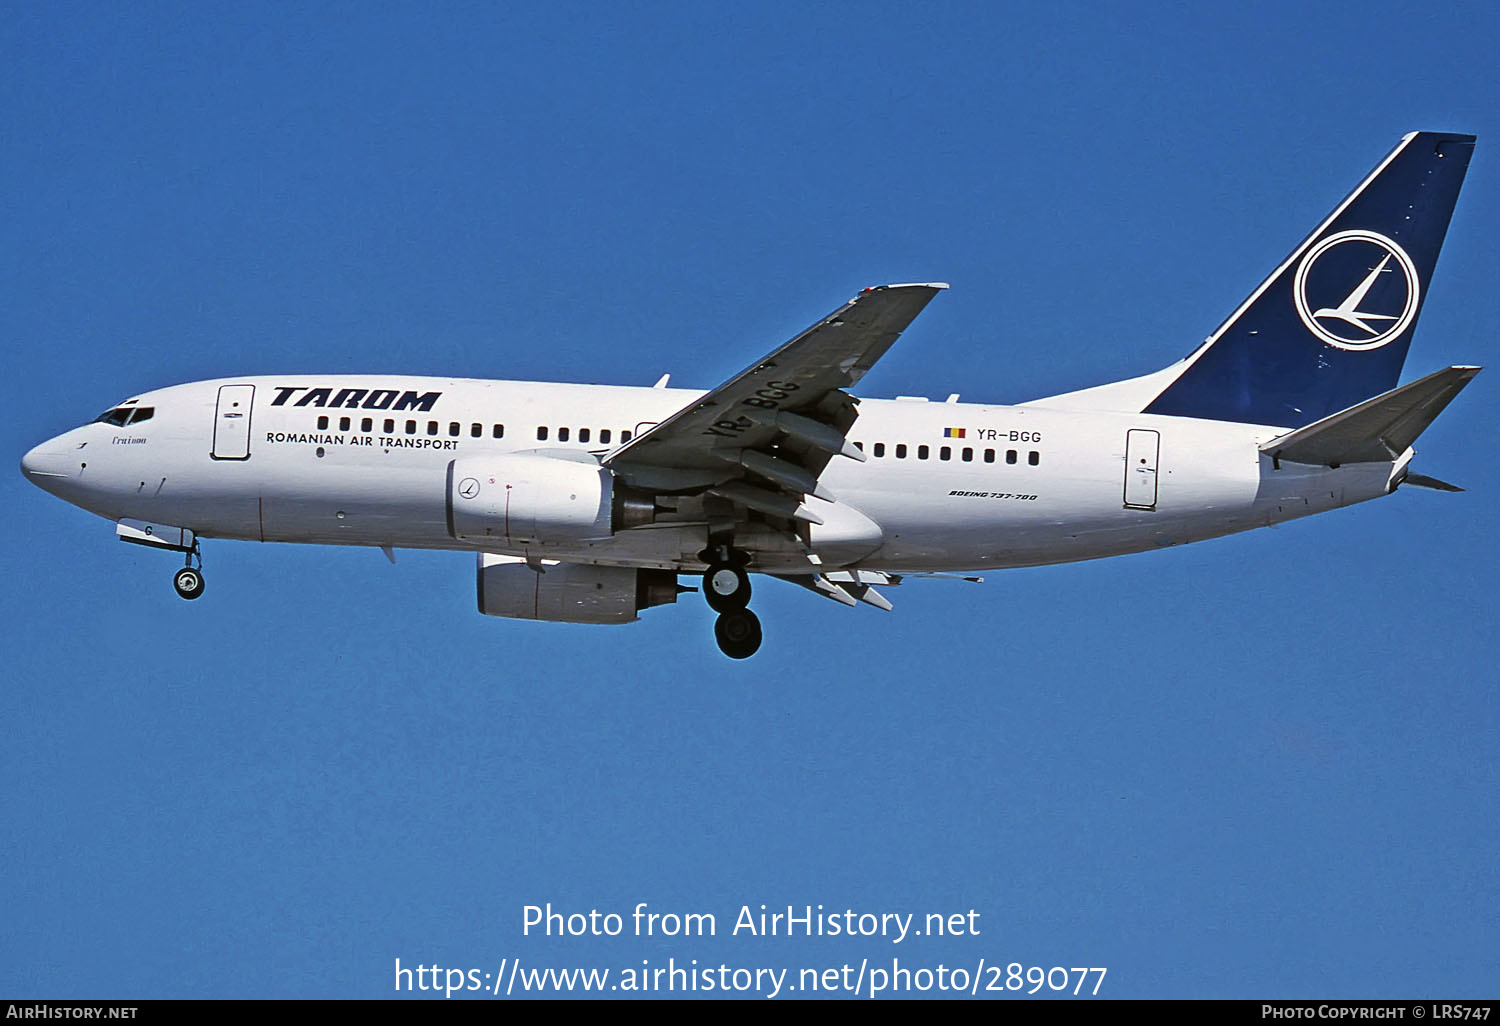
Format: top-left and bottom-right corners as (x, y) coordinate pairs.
(1123, 428), (1159, 509)
(212, 384), (255, 460)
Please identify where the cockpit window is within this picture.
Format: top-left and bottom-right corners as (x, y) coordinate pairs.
(94, 406), (155, 427)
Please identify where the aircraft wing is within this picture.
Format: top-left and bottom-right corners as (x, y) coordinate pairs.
(604, 283), (946, 497)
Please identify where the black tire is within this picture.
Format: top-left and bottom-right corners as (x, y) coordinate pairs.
(702, 563), (751, 613)
(714, 609), (762, 659)
(173, 567), (205, 600)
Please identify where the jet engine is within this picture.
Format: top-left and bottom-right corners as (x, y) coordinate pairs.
(446, 454), (661, 544)
(447, 454), (615, 544)
(476, 554), (680, 624)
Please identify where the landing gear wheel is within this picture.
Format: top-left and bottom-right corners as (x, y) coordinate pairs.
(703, 564), (751, 613)
(173, 566), (205, 600)
(714, 609), (762, 659)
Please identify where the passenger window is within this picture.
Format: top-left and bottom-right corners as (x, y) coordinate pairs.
(448, 422), (460, 437)
(427, 421), (438, 436)
(622, 430), (632, 442)
(361, 417), (372, 432)
(600, 429), (611, 444)
(1029, 451), (1040, 466)
(962, 447), (973, 462)
(537, 426), (548, 441)
(579, 428), (590, 443)
(873, 442), (886, 458)
(405, 420), (416, 435)
(853, 441), (863, 452)
(939, 446), (951, 461)
(918, 445), (929, 460)
(317, 416), (329, 430)
(895, 444), (907, 459)
(339, 416), (351, 431)
(384, 418), (394, 433)
(984, 449), (995, 463)
(1006, 450), (1017, 464)
(471, 423), (482, 438)
(559, 427), (570, 442)
(493, 424), (504, 439)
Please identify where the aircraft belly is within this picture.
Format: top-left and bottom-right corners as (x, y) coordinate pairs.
(258, 463), (448, 545)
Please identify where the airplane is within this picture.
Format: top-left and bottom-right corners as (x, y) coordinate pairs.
(20, 131), (1478, 659)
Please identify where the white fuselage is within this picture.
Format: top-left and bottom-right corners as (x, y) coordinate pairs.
(22, 375), (1399, 575)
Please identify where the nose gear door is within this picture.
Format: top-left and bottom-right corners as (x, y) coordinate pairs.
(212, 384), (255, 460)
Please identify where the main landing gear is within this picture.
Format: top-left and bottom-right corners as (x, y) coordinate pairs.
(701, 545), (761, 659)
(713, 607), (762, 660)
(703, 563), (751, 613)
(172, 542), (206, 600)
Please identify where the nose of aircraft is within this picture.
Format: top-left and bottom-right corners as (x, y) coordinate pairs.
(20, 439), (73, 489)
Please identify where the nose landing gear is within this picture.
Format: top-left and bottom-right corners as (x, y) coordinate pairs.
(172, 541), (205, 600)
(173, 566), (205, 600)
(701, 544), (761, 659)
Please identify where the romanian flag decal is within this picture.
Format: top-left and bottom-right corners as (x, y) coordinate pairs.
(943, 427), (966, 438)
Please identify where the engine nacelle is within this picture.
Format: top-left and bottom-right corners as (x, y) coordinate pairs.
(447, 454), (614, 544)
(476, 554), (680, 624)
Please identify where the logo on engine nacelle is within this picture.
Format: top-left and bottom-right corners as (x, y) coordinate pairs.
(458, 477), (480, 499)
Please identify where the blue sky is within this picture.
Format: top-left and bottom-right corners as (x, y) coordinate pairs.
(3, 1), (1496, 999)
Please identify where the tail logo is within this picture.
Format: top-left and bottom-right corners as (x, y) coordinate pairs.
(1293, 230), (1420, 351)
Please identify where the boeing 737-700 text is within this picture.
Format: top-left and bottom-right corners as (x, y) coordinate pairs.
(21, 132), (1478, 657)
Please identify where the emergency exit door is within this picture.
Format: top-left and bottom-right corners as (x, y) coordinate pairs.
(212, 384), (255, 460)
(1123, 429), (1159, 510)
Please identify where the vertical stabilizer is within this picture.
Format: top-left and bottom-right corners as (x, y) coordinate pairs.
(1143, 132), (1474, 428)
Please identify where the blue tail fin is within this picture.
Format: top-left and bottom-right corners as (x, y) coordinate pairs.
(1144, 132), (1474, 428)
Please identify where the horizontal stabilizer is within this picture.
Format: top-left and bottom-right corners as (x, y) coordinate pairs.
(1260, 366), (1480, 466)
(1401, 473), (1464, 492)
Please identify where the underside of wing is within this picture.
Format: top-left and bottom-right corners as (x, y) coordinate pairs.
(604, 283), (946, 495)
